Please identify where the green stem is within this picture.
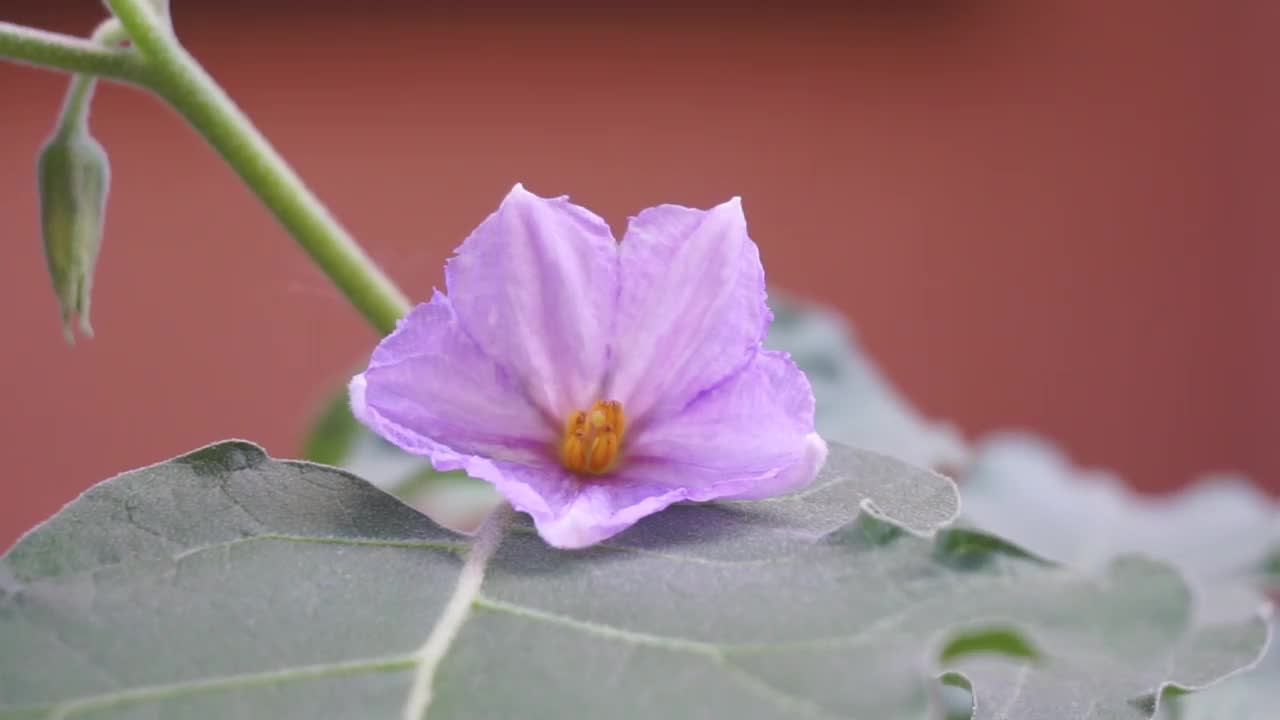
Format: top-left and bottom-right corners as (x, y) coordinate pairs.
(103, 0), (410, 333)
(55, 75), (97, 137)
(0, 21), (151, 85)
(2, 7), (412, 334)
(54, 21), (128, 138)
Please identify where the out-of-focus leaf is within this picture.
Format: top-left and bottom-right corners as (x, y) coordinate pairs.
(1261, 547), (1280, 592)
(0, 441), (1267, 719)
(961, 433), (1280, 585)
(300, 386), (361, 467)
(959, 435), (1280, 718)
(764, 294), (968, 470)
(1173, 633), (1278, 720)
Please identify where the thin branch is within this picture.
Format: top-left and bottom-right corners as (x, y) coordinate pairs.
(103, 0), (411, 333)
(4, 5), (411, 334)
(0, 21), (150, 86)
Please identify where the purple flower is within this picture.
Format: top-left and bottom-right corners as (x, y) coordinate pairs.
(350, 184), (827, 548)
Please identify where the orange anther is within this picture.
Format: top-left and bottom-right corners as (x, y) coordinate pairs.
(564, 410), (586, 435)
(587, 431), (618, 474)
(591, 400), (625, 440)
(560, 400), (625, 475)
(560, 429), (587, 474)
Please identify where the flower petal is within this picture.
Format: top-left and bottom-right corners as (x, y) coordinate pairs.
(527, 351), (827, 549)
(607, 198), (770, 425)
(449, 457), (687, 550)
(448, 457), (581, 529)
(533, 478), (690, 549)
(623, 350), (827, 500)
(351, 293), (552, 466)
(445, 184), (619, 420)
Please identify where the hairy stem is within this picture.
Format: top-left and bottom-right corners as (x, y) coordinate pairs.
(54, 21), (129, 138)
(3, 7), (412, 333)
(0, 21), (150, 85)
(103, 0), (411, 332)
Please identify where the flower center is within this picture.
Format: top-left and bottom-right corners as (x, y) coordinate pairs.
(560, 400), (626, 475)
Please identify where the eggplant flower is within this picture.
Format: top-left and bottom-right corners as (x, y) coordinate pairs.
(350, 185), (827, 548)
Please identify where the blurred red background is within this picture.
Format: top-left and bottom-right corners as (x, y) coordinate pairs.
(1, 1), (1276, 547)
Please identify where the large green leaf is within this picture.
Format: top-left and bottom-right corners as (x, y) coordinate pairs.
(1174, 636), (1278, 720)
(961, 434), (1280, 585)
(958, 434), (1280, 718)
(0, 442), (1267, 719)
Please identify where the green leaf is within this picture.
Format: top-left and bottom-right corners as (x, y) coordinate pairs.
(1173, 636), (1278, 720)
(763, 294), (968, 469)
(1, 441), (1267, 719)
(1262, 546), (1280, 591)
(961, 434), (1280, 585)
(956, 436), (1280, 719)
(300, 387), (361, 467)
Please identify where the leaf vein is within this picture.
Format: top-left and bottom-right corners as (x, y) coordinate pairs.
(508, 526), (797, 567)
(716, 658), (847, 720)
(473, 596), (721, 656)
(476, 594), (917, 657)
(403, 503), (512, 720)
(171, 534), (465, 562)
(473, 596), (850, 719)
(0, 654), (415, 720)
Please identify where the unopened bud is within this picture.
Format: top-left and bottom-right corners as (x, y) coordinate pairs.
(38, 127), (110, 342)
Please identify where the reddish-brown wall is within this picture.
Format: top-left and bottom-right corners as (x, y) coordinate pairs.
(1, 1), (1276, 547)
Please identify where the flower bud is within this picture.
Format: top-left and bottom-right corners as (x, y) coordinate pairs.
(37, 127), (110, 342)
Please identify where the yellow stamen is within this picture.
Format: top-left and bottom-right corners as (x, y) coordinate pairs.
(560, 400), (625, 475)
(564, 410), (587, 437)
(587, 431), (617, 474)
